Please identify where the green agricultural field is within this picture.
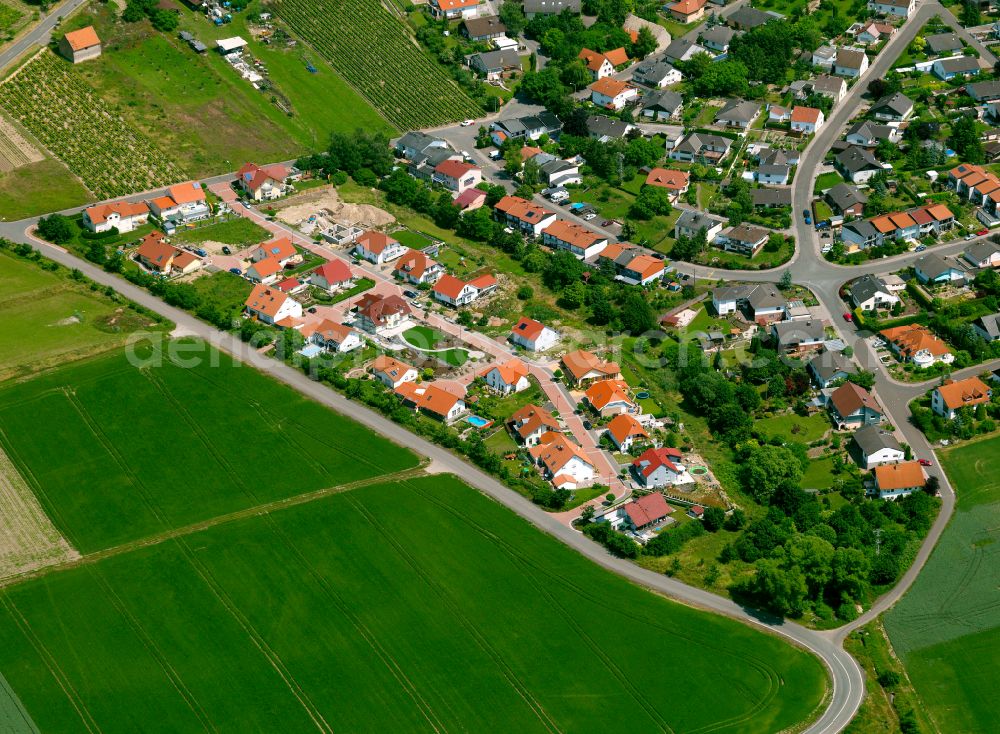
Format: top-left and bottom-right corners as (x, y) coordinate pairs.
(274, 0), (482, 129)
(885, 433), (1000, 733)
(188, 270), (254, 324)
(0, 250), (166, 380)
(0, 474), (828, 733)
(172, 217), (271, 247)
(0, 157), (90, 221)
(0, 342), (418, 552)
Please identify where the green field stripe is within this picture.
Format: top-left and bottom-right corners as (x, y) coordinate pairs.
(0, 669), (37, 734)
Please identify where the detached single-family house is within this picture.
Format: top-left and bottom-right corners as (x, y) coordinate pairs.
(701, 25), (735, 53)
(631, 60), (682, 88)
(135, 233), (176, 273)
(712, 283), (786, 324)
(236, 162), (290, 201)
(147, 181), (210, 224)
(615, 492), (673, 532)
(826, 182), (868, 218)
(871, 461), (926, 500)
(851, 274), (901, 310)
(846, 120), (902, 147)
(560, 349), (621, 386)
(931, 377), (992, 418)
(718, 224), (769, 257)
(82, 200), (149, 233)
(586, 115), (635, 142)
(675, 209), (725, 241)
(868, 0), (914, 18)
(353, 230), (407, 265)
(914, 253), (965, 284)
(605, 413), (649, 452)
(829, 381), (883, 428)
(251, 237), (299, 267)
(542, 220), (607, 259)
(670, 132), (733, 163)
(836, 146), (883, 184)
(834, 48), (869, 78)
(933, 56), (981, 81)
(469, 49), (520, 80)
(727, 6), (775, 30)
(578, 47), (630, 80)
(589, 78), (639, 110)
(432, 160), (482, 194)
(354, 292), (412, 334)
(793, 74), (847, 103)
(396, 382), (467, 423)
(771, 319), (826, 354)
(245, 256), (283, 285)
(371, 355), (418, 389)
(461, 15), (506, 41)
(964, 240), (1000, 269)
(791, 106), (824, 134)
(631, 447), (687, 488)
(972, 312), (1000, 342)
(871, 92), (914, 122)
(585, 379), (636, 416)
(494, 195), (557, 237)
(751, 188), (792, 208)
(715, 99), (761, 130)
(523, 0), (580, 16)
(309, 259), (354, 293)
(644, 167), (690, 199)
(617, 253), (665, 286)
(244, 284), (303, 326)
(428, 0), (482, 20)
(640, 90), (684, 123)
(59, 26), (101, 63)
(925, 32), (963, 56)
(966, 80), (1000, 103)
(432, 272), (496, 307)
(856, 21), (895, 44)
(481, 358), (531, 395)
(510, 316), (560, 351)
(881, 324), (954, 368)
(808, 350), (855, 388)
(667, 0), (707, 22)
(509, 404), (560, 446)
(529, 432), (596, 489)
(663, 39), (707, 65)
(393, 248), (443, 285)
(851, 425), (905, 470)
(758, 163), (790, 186)
(307, 320), (362, 353)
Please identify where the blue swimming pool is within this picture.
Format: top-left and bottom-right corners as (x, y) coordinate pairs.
(466, 415), (493, 429)
(299, 344), (323, 358)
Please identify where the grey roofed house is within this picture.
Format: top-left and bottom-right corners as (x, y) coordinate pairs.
(973, 312), (1000, 340)
(716, 98), (760, 125)
(851, 425), (902, 460)
(914, 253), (954, 280)
(396, 131), (449, 158)
(728, 6), (776, 29)
(586, 115), (634, 140)
(663, 39), (706, 63)
(826, 182), (868, 209)
(672, 131), (733, 157)
(846, 120), (898, 144)
(759, 147), (799, 166)
(964, 239), (1000, 265)
(631, 60), (680, 87)
(462, 16), (507, 39)
(851, 274), (894, 307)
(808, 350), (854, 386)
(469, 49), (521, 74)
(701, 25), (736, 50)
(871, 92), (914, 120)
(812, 74), (846, 96)
(936, 56), (981, 75)
(836, 145), (881, 174)
(925, 32), (963, 55)
(772, 319), (826, 348)
(835, 48), (867, 71)
(843, 218), (879, 242)
(675, 208), (725, 235)
(745, 284), (785, 311)
(758, 163), (790, 179)
(751, 188), (792, 207)
(523, 0), (581, 13)
(966, 80), (1000, 102)
(641, 89), (683, 116)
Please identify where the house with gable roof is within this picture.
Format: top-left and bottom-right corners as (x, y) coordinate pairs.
(589, 78), (639, 110)
(251, 237), (300, 267)
(931, 377), (992, 419)
(306, 319), (362, 353)
(393, 248), (443, 285)
(147, 181), (210, 224)
(236, 162), (290, 201)
(494, 195), (557, 237)
(371, 355), (418, 389)
(631, 447), (688, 488)
(584, 379), (636, 416)
(309, 259), (354, 293)
(354, 293), (412, 334)
(428, 0), (482, 20)
(509, 404), (560, 445)
(871, 461), (926, 500)
(881, 324), (954, 368)
(480, 359), (531, 395)
(605, 413), (649, 452)
(59, 26), (101, 63)
(828, 381), (883, 428)
(83, 200), (149, 233)
(613, 492), (674, 533)
(432, 160), (482, 194)
(851, 425), (905, 470)
(353, 230), (407, 265)
(244, 284), (303, 326)
(510, 316), (560, 351)
(529, 432), (596, 488)
(560, 349), (621, 386)
(578, 47), (630, 80)
(395, 382), (467, 423)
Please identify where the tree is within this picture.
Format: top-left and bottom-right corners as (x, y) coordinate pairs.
(580, 504), (596, 522)
(151, 8), (178, 31)
(631, 26), (657, 59)
(619, 291), (655, 334)
(751, 557), (809, 616)
(779, 270), (792, 290)
(924, 475), (940, 495)
(847, 370), (875, 390)
(558, 281), (587, 309)
(741, 445), (804, 504)
(703, 506), (725, 532)
(498, 1), (527, 36)
(517, 285), (534, 300)
(542, 251), (584, 289)
(949, 114), (984, 165)
(961, 0), (980, 27)
(629, 185), (673, 220)
(37, 214), (76, 244)
(785, 534), (835, 598)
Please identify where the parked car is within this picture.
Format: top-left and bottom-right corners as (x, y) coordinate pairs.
(977, 229), (989, 236)
(918, 458), (933, 467)
(843, 312), (853, 321)
(194, 248), (208, 257)
(582, 420), (592, 430)
(403, 289), (418, 299)
(582, 212), (597, 221)
(228, 267), (242, 275)
(803, 209), (812, 225)
(241, 201), (251, 208)
(601, 220), (613, 227)
(966, 233), (975, 240)
(460, 119), (475, 127)
(915, 245), (926, 252)
(221, 246), (232, 255)
(307, 307), (317, 314)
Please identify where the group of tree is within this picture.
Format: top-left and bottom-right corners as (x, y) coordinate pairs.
(949, 114), (985, 164)
(122, 0), (180, 32)
(295, 130), (395, 183)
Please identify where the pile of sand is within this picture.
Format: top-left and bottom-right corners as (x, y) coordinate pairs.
(275, 188), (395, 230)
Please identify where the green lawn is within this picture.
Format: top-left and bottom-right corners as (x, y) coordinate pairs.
(393, 229), (436, 250)
(0, 250), (166, 380)
(813, 171), (844, 195)
(403, 325), (449, 349)
(189, 270), (254, 324)
(754, 413), (831, 444)
(0, 342), (418, 552)
(800, 456), (837, 491)
(884, 433), (1000, 734)
(0, 157), (91, 221)
(0, 474), (828, 733)
(172, 217), (271, 247)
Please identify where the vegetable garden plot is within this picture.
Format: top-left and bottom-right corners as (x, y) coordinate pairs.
(0, 51), (184, 199)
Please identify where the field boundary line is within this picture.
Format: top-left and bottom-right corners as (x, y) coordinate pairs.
(345, 494), (563, 734)
(87, 567), (216, 733)
(0, 467), (428, 591)
(259, 515), (449, 734)
(172, 535), (333, 734)
(0, 595), (101, 733)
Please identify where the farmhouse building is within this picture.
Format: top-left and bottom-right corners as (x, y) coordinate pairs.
(59, 26), (101, 63)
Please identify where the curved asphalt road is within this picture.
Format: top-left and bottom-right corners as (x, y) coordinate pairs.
(4, 3), (993, 729)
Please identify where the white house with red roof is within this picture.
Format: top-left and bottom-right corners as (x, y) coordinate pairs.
(494, 195), (557, 237)
(83, 200), (149, 233)
(353, 231), (407, 265)
(306, 319), (362, 353)
(605, 414), (649, 452)
(428, 0), (482, 19)
(244, 284), (303, 326)
(481, 358), (530, 394)
(393, 248), (443, 285)
(236, 162), (290, 201)
(147, 181), (210, 224)
(371, 355), (418, 388)
(309, 259), (354, 292)
(613, 492), (674, 532)
(584, 379), (636, 417)
(454, 188), (487, 212)
(589, 78), (639, 111)
(529, 432), (596, 488)
(790, 106), (824, 135)
(251, 237), (300, 267)
(432, 272), (497, 306)
(246, 256), (283, 285)
(509, 404), (560, 445)
(395, 382), (467, 423)
(510, 316), (560, 351)
(354, 293), (412, 334)
(432, 160), (482, 194)
(631, 447), (690, 488)
(274, 276), (308, 295)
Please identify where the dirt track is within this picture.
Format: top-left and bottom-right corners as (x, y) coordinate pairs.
(0, 445), (78, 580)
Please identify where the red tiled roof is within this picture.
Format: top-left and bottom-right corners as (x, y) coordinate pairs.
(632, 447), (683, 477)
(245, 284), (294, 319)
(623, 492), (672, 528)
(875, 461), (926, 491)
(606, 413), (648, 444)
(64, 26), (100, 51)
(313, 259), (352, 284)
(85, 200), (147, 225)
(645, 167), (690, 191)
(434, 159), (479, 178)
(935, 377), (991, 410)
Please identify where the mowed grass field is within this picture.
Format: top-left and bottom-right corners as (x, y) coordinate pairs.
(884, 434), (1000, 733)
(0, 474), (828, 733)
(0, 342), (418, 552)
(0, 251), (164, 380)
